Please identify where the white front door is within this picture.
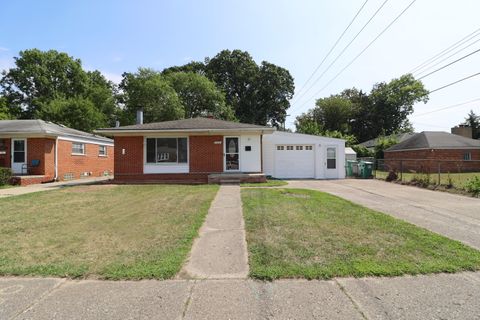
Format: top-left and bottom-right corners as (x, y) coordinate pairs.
(325, 146), (338, 179)
(12, 139), (26, 174)
(224, 137), (240, 171)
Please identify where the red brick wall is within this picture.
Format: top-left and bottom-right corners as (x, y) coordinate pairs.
(113, 136), (144, 175)
(26, 138), (55, 178)
(57, 140), (114, 180)
(189, 135), (223, 173)
(0, 138), (11, 168)
(384, 149), (480, 173)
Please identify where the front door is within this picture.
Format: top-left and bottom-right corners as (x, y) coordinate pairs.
(12, 139), (26, 174)
(224, 137), (240, 171)
(325, 146), (338, 179)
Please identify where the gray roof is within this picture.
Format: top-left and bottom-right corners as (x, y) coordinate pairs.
(359, 132), (416, 148)
(97, 117), (274, 132)
(386, 131), (480, 151)
(0, 120), (113, 143)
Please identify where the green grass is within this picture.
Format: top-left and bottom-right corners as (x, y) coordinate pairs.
(242, 188), (480, 280)
(375, 171), (480, 190)
(0, 184), (16, 189)
(0, 184), (218, 279)
(241, 179), (288, 187)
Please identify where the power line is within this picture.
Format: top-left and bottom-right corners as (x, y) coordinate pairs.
(429, 72), (480, 94)
(409, 26), (480, 74)
(415, 37), (480, 78)
(418, 47), (480, 80)
(414, 97), (480, 117)
(293, 0), (369, 100)
(293, 0), (390, 103)
(294, 0), (416, 113)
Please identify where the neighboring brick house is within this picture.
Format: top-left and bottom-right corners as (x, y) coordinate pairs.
(96, 117), (275, 184)
(384, 131), (480, 173)
(0, 120), (114, 185)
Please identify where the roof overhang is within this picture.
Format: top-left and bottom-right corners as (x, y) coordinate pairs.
(385, 146), (480, 152)
(0, 132), (113, 145)
(95, 128), (276, 136)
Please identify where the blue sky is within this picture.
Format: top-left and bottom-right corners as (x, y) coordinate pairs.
(1, 0), (479, 134)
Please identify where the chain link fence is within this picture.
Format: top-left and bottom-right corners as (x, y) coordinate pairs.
(374, 159), (480, 191)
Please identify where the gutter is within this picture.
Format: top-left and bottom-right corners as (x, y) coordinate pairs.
(94, 128), (276, 135)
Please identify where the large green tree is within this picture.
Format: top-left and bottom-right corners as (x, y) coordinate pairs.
(165, 72), (234, 120)
(0, 49), (119, 131)
(296, 74), (428, 143)
(464, 110), (479, 139)
(118, 68), (184, 124)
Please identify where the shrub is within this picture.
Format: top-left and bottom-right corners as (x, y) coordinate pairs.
(465, 176), (480, 197)
(385, 170), (398, 182)
(412, 173), (431, 188)
(0, 167), (12, 185)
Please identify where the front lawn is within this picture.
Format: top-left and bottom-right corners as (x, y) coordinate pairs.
(241, 179), (288, 187)
(0, 184), (218, 279)
(242, 188), (480, 280)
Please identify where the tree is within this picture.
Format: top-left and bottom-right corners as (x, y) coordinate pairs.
(0, 49), (88, 118)
(374, 136), (399, 159)
(162, 61), (206, 76)
(165, 72), (235, 120)
(366, 74), (428, 138)
(204, 49), (294, 127)
(0, 96), (11, 120)
(85, 71), (119, 127)
(253, 62), (295, 127)
(464, 110), (479, 139)
(118, 68), (184, 124)
(37, 97), (105, 132)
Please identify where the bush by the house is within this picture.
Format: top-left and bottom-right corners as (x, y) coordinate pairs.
(385, 170), (398, 182)
(465, 176), (480, 197)
(0, 167), (12, 185)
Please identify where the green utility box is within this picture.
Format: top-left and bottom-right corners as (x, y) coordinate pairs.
(358, 161), (373, 178)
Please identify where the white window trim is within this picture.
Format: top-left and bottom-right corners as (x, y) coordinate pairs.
(144, 136), (189, 166)
(224, 136), (241, 172)
(71, 142), (86, 156)
(98, 145), (108, 157)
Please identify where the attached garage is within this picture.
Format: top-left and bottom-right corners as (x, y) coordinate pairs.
(263, 131), (346, 179)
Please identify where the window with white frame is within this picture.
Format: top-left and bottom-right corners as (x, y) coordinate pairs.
(305, 145), (313, 150)
(464, 152), (472, 161)
(99, 145), (107, 156)
(296, 145), (303, 150)
(277, 145), (284, 151)
(327, 147), (336, 169)
(146, 138), (188, 164)
(286, 146), (294, 150)
(72, 142), (85, 155)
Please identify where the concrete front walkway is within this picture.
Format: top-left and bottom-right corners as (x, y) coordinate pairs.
(178, 184), (249, 279)
(0, 176), (112, 198)
(287, 179), (480, 250)
(2, 272), (480, 319)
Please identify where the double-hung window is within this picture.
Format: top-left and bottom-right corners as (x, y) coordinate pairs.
(99, 145), (107, 156)
(72, 142), (85, 155)
(146, 138), (188, 164)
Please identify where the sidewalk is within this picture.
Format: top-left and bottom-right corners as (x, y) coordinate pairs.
(2, 272), (479, 319)
(178, 184), (249, 279)
(0, 176), (112, 198)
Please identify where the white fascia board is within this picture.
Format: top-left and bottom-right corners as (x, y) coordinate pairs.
(58, 135), (114, 146)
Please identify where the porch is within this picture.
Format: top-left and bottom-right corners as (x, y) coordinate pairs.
(10, 175), (54, 186)
(207, 173), (267, 184)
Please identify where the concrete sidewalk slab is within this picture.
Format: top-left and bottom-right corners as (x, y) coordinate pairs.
(19, 280), (192, 320)
(184, 280), (262, 319)
(179, 185), (249, 279)
(337, 272), (480, 320)
(264, 280), (364, 319)
(0, 278), (63, 320)
(287, 179), (480, 249)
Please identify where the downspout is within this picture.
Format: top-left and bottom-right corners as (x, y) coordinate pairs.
(54, 137), (58, 181)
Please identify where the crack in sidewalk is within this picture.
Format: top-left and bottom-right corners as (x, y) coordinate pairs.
(334, 279), (369, 320)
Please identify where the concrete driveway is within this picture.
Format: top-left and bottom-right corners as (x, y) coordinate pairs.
(287, 179), (480, 250)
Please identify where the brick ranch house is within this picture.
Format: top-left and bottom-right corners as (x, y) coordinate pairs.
(96, 117), (275, 184)
(384, 131), (480, 173)
(0, 120), (114, 185)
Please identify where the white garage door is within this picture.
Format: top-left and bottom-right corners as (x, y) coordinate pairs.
(274, 145), (315, 178)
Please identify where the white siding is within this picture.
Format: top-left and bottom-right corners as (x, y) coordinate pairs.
(240, 135), (261, 172)
(262, 131), (346, 179)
